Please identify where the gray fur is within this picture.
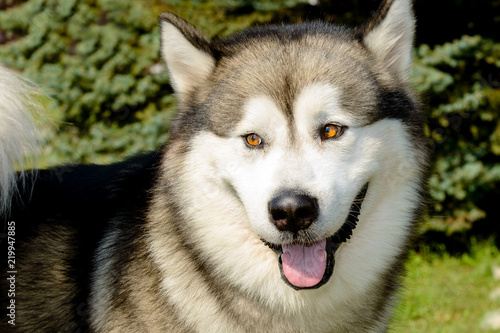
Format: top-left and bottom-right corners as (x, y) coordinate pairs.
(0, 66), (39, 214)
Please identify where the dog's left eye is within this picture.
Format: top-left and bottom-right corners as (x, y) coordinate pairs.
(245, 133), (263, 147)
(321, 124), (345, 140)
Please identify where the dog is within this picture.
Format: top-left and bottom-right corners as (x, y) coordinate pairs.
(0, 0), (428, 331)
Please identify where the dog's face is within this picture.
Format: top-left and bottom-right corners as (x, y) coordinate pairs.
(158, 0), (426, 291)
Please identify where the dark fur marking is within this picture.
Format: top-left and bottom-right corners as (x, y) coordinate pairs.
(1, 152), (161, 331)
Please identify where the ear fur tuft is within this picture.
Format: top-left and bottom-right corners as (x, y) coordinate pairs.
(159, 12), (215, 100)
(360, 0), (415, 82)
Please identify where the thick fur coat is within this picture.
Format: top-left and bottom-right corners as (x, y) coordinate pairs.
(0, 1), (428, 331)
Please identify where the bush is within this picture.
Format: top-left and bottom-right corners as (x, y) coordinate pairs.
(0, 0), (175, 164)
(413, 35), (500, 233)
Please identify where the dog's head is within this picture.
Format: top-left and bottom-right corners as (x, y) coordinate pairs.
(158, 0), (427, 291)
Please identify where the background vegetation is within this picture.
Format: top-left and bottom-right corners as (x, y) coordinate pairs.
(0, 0), (499, 240)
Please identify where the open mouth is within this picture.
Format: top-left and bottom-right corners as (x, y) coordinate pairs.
(263, 183), (369, 290)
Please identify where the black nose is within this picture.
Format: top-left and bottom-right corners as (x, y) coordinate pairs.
(268, 192), (319, 233)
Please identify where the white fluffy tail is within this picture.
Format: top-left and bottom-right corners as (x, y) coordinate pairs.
(0, 65), (40, 214)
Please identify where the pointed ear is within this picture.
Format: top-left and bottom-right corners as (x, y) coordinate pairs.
(159, 12), (215, 100)
(361, 0), (415, 82)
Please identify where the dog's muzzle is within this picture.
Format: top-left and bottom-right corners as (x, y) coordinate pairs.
(263, 183), (369, 290)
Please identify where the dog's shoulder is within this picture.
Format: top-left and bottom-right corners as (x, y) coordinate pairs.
(7, 150), (162, 230)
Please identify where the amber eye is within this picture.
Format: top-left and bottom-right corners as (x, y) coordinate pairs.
(322, 124), (344, 140)
(245, 133), (262, 147)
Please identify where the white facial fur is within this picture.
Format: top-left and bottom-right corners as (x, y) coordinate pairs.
(201, 82), (421, 247)
(168, 82), (423, 310)
(226, 85), (365, 244)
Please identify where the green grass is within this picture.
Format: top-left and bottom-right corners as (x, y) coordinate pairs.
(390, 239), (500, 332)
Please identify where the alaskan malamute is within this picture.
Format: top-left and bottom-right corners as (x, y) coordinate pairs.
(1, 0), (428, 331)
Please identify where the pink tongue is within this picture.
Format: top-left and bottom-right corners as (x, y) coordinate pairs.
(281, 239), (327, 288)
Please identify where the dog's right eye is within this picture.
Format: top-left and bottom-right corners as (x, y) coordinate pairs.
(321, 124), (345, 140)
(244, 134), (262, 147)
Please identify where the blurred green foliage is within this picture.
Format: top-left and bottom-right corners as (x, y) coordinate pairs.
(0, 0), (499, 235)
(0, 0), (174, 164)
(413, 36), (500, 234)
